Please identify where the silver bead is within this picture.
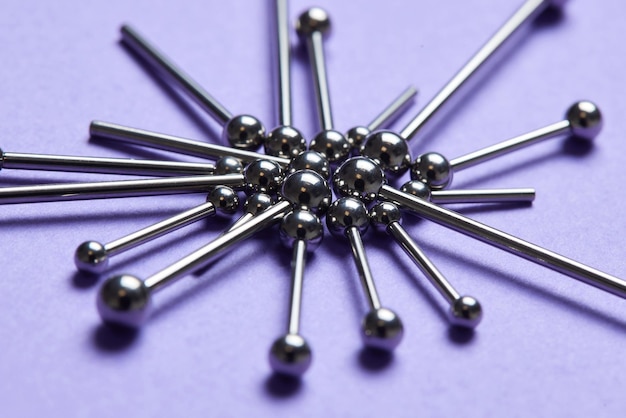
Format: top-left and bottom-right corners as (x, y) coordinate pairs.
(326, 197), (370, 238)
(332, 156), (385, 203)
(75, 241), (108, 273)
(207, 186), (240, 217)
(279, 210), (324, 251)
(410, 152), (453, 190)
(361, 308), (404, 351)
(359, 130), (411, 175)
(97, 274), (152, 328)
(281, 170), (331, 214)
(369, 201), (402, 232)
(346, 126), (370, 151)
(309, 130), (351, 163)
(449, 296), (483, 328)
(265, 125), (306, 158)
(295, 7), (331, 38)
(287, 150), (330, 179)
(214, 156), (244, 175)
(244, 160), (284, 194)
(566, 100), (603, 141)
(223, 115), (266, 150)
(399, 180), (431, 201)
(268, 333), (312, 377)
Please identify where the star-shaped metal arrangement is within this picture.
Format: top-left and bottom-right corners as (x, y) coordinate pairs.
(1, 0), (623, 378)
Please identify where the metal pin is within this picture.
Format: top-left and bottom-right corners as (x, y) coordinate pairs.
(360, 0), (567, 174)
(326, 197), (404, 351)
(75, 186), (239, 274)
(296, 8), (351, 163)
(333, 157), (626, 299)
(90, 120), (291, 166)
(97, 169), (331, 328)
(411, 101), (603, 189)
(97, 199), (293, 328)
(121, 25), (265, 150)
(370, 202), (482, 328)
(399, 180), (535, 204)
(0, 174), (244, 205)
(348, 86), (418, 151)
(269, 210), (323, 376)
(400, 0), (567, 141)
(0, 148), (215, 177)
(265, 0), (307, 159)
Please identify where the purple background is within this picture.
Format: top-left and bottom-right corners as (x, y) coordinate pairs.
(1, 0), (625, 416)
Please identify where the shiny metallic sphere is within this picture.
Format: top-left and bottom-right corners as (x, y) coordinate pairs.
(269, 333), (312, 377)
(265, 125), (307, 158)
(206, 186), (240, 216)
(74, 240), (108, 274)
(399, 180), (432, 201)
(309, 130), (351, 163)
(281, 170), (331, 214)
(410, 152), (453, 190)
(449, 296), (483, 329)
(244, 159), (283, 194)
(369, 202), (402, 231)
(346, 126), (370, 151)
(361, 308), (404, 351)
(566, 101), (603, 141)
(326, 197), (370, 238)
(359, 130), (411, 175)
(214, 156), (244, 175)
(287, 150), (330, 179)
(280, 210), (324, 250)
(223, 114), (265, 150)
(243, 193), (274, 216)
(333, 156), (385, 203)
(97, 274), (152, 328)
(296, 7), (331, 38)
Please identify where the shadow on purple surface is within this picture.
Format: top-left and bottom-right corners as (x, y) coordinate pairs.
(264, 373), (303, 398)
(92, 323), (139, 352)
(72, 271), (99, 289)
(452, 140), (594, 190)
(448, 326), (476, 344)
(417, 240), (626, 335)
(358, 347), (394, 372)
(119, 39), (222, 143)
(532, 5), (565, 28)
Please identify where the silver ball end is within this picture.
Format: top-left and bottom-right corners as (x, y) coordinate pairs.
(566, 101), (603, 141)
(361, 308), (404, 351)
(74, 241), (109, 274)
(97, 274), (152, 329)
(449, 296), (483, 329)
(269, 333), (312, 377)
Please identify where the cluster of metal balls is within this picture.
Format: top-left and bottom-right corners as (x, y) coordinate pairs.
(69, 5), (606, 379)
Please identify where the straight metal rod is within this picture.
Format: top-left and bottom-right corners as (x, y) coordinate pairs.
(144, 200), (292, 292)
(121, 24), (232, 124)
(367, 86), (419, 131)
(288, 239), (307, 334)
(105, 201), (216, 256)
(430, 188), (535, 204)
(400, 0), (553, 140)
(90, 121), (290, 166)
(380, 185), (626, 298)
(275, 0), (293, 126)
(346, 227), (381, 310)
(449, 120), (571, 171)
(387, 222), (459, 302)
(0, 151), (215, 177)
(0, 174), (244, 204)
(307, 32), (333, 130)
